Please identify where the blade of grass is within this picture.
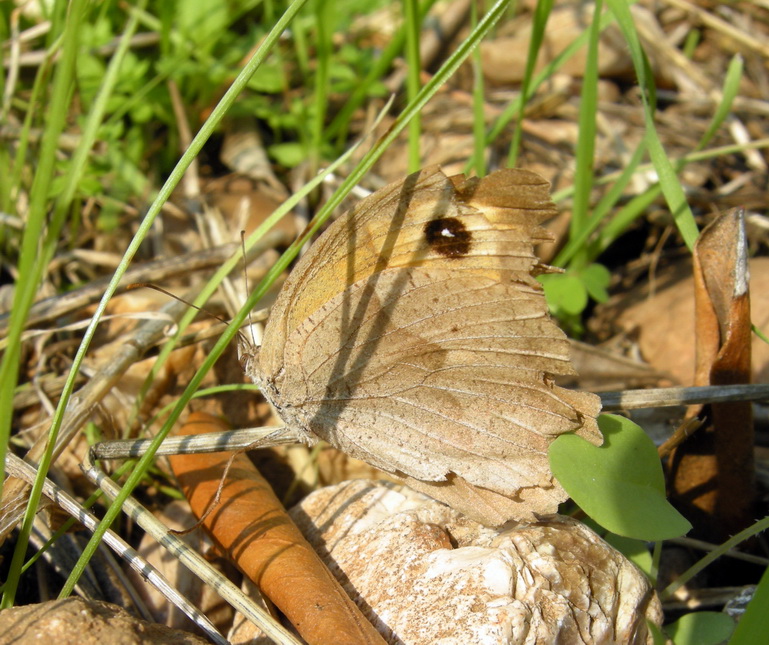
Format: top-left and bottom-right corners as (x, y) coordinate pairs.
(0, 12), (8, 211)
(552, 137), (769, 204)
(579, 51), (741, 264)
(5, 33), (63, 216)
(698, 54), (743, 151)
(1, 0), (89, 606)
(606, 0), (698, 250)
(661, 515), (769, 601)
(554, 140), (647, 267)
(11, 0), (309, 599)
(469, 1), (618, 174)
(45, 0), (149, 275)
(2, 0), (149, 604)
(3, 461), (132, 584)
(506, 0), (551, 168)
(470, 0), (487, 177)
(104, 2), (281, 142)
(568, 0), (603, 271)
(729, 558), (769, 645)
(3, 453), (229, 644)
(289, 13), (312, 156)
(60, 0), (512, 598)
(310, 0), (332, 169)
(404, 0), (423, 171)
(0, 13), (7, 116)
(326, 0), (440, 146)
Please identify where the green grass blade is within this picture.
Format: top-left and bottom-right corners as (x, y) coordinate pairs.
(0, 12), (8, 209)
(698, 54), (742, 152)
(0, 0), (89, 607)
(470, 0), (487, 177)
(661, 515), (769, 601)
(404, 0), (423, 171)
(310, 0), (332, 167)
(590, 184), (660, 259)
(45, 0), (148, 272)
(5, 40), (63, 216)
(729, 561), (769, 645)
(563, 49), (741, 265)
(555, 140), (646, 267)
(49, 0), (312, 599)
(507, 0), (551, 168)
(606, 0), (698, 250)
(568, 0), (603, 270)
(472, 3), (617, 174)
(326, 0), (440, 146)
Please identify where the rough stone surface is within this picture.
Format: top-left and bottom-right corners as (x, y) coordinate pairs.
(290, 480), (663, 645)
(0, 597), (209, 645)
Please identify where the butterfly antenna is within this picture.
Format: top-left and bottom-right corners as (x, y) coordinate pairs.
(127, 283), (230, 326)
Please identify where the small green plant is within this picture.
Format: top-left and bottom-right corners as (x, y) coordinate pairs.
(539, 263), (610, 333)
(729, 564), (769, 645)
(664, 612), (735, 645)
(550, 414), (691, 541)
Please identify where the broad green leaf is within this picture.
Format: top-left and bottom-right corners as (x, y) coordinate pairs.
(540, 273), (588, 316)
(604, 533), (653, 577)
(666, 612), (735, 645)
(550, 414), (691, 540)
(580, 263), (611, 302)
(648, 620), (667, 645)
(730, 564), (769, 645)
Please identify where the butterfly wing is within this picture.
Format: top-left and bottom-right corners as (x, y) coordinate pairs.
(258, 166), (557, 374)
(253, 167), (602, 523)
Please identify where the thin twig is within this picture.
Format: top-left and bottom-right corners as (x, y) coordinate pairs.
(5, 453), (228, 645)
(80, 449), (303, 645)
(599, 383), (769, 411)
(91, 426), (299, 460)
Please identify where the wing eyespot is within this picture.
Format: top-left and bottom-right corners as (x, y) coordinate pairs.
(423, 217), (472, 257)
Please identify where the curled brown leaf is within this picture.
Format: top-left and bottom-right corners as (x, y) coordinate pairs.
(169, 412), (386, 645)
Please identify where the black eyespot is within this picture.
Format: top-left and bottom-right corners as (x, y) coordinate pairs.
(423, 217), (472, 258)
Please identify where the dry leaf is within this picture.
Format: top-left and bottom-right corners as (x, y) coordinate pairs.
(669, 209), (755, 541)
(168, 412), (386, 645)
(243, 167), (602, 526)
(480, 5), (632, 85)
(613, 256), (769, 386)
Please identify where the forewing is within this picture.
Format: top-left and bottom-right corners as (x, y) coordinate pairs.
(259, 166), (557, 377)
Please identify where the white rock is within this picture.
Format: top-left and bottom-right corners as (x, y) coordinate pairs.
(290, 480), (662, 645)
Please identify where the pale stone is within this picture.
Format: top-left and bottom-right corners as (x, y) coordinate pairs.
(290, 480), (663, 645)
(0, 597), (208, 645)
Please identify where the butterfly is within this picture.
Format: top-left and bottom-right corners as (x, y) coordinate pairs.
(241, 166), (602, 526)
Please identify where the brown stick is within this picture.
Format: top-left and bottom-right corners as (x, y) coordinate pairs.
(169, 412), (387, 645)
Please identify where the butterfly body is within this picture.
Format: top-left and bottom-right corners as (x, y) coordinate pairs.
(242, 167), (602, 526)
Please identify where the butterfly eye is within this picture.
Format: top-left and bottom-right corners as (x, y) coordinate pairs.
(423, 217), (472, 258)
